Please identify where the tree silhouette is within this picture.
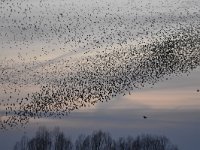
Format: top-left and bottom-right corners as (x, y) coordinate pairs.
(28, 127), (52, 150)
(54, 127), (73, 150)
(14, 136), (29, 150)
(14, 127), (178, 150)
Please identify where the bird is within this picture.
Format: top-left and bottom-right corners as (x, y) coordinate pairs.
(143, 116), (148, 119)
(1, 0), (200, 129)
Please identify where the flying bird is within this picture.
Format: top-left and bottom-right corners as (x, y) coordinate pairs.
(143, 116), (148, 119)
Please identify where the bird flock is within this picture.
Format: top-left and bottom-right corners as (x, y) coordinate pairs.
(0, 0), (200, 129)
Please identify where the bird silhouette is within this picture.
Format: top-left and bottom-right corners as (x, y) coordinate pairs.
(0, 0), (200, 129)
(143, 116), (148, 119)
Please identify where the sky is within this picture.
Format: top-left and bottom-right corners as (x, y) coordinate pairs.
(0, 0), (200, 150)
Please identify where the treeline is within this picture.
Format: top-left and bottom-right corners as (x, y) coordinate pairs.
(14, 127), (178, 150)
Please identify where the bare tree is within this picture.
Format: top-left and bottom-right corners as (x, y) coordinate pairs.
(54, 129), (73, 150)
(75, 134), (91, 150)
(13, 136), (28, 150)
(28, 127), (51, 150)
(91, 130), (115, 150)
(13, 128), (178, 150)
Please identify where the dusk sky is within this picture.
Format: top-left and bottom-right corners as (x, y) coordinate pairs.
(0, 0), (200, 150)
